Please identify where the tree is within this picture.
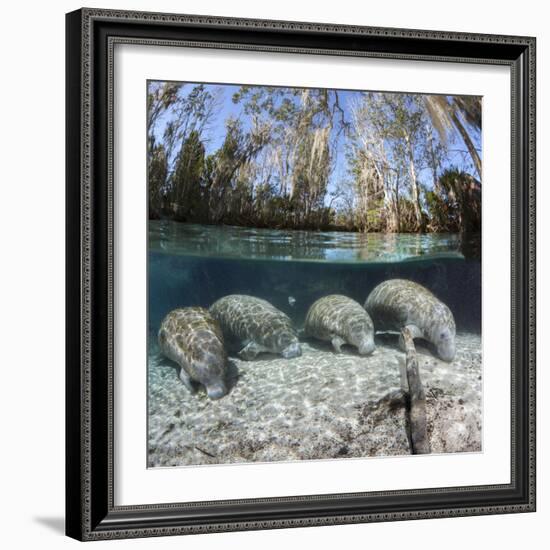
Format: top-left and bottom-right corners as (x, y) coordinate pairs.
(386, 94), (427, 230)
(231, 86), (343, 228)
(348, 95), (391, 231)
(348, 92), (429, 232)
(438, 168), (481, 233)
(205, 118), (271, 223)
(425, 167), (481, 234)
(148, 143), (167, 219)
(289, 121), (332, 225)
(147, 82), (180, 136)
(424, 95), (482, 178)
(147, 82), (181, 216)
(161, 84), (221, 167)
(168, 130), (206, 221)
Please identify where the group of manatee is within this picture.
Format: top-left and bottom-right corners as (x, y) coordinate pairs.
(158, 279), (457, 400)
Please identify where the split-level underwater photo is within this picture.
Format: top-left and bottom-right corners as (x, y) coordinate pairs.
(147, 80), (482, 467)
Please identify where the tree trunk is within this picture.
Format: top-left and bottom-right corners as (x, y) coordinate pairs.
(394, 176), (401, 233)
(405, 136), (423, 231)
(427, 129), (441, 195)
(450, 109), (482, 178)
(382, 178), (395, 232)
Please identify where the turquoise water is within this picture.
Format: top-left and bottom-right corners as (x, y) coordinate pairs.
(148, 221), (481, 335)
(149, 221), (473, 263)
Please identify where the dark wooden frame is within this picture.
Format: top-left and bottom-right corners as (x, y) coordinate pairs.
(66, 7), (536, 541)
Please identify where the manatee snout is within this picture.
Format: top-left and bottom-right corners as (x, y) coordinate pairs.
(277, 330), (302, 359)
(281, 340), (302, 359)
(434, 326), (456, 362)
(357, 336), (375, 356)
(348, 323), (375, 356)
(206, 381), (229, 400)
(196, 352), (229, 399)
(437, 338), (456, 362)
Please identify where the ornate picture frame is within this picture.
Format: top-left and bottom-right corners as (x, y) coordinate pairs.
(65, 8), (536, 541)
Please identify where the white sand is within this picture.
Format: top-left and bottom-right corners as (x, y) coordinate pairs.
(148, 333), (481, 467)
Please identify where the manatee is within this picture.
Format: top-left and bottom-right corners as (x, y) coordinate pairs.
(305, 294), (375, 355)
(364, 279), (456, 362)
(158, 307), (228, 399)
(209, 295), (301, 360)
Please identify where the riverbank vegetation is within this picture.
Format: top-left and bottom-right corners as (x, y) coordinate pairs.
(148, 82), (481, 234)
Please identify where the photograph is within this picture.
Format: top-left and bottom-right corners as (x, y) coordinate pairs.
(146, 80), (483, 467)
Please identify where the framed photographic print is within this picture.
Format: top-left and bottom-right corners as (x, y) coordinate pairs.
(65, 8), (536, 541)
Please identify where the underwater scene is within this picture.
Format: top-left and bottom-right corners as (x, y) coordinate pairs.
(148, 222), (481, 466)
(147, 80), (482, 467)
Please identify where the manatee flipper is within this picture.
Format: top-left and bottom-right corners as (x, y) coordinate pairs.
(178, 366), (196, 394)
(238, 341), (264, 361)
(398, 324), (423, 351)
(330, 335), (346, 353)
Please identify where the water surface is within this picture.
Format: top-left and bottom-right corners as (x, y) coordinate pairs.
(149, 220), (476, 263)
(148, 221), (481, 335)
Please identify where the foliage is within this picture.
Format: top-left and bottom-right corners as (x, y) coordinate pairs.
(147, 81), (482, 233)
(425, 167), (481, 232)
(167, 130), (206, 221)
(424, 95), (482, 178)
(148, 143), (167, 219)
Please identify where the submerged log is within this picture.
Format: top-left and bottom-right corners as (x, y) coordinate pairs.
(401, 327), (431, 454)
